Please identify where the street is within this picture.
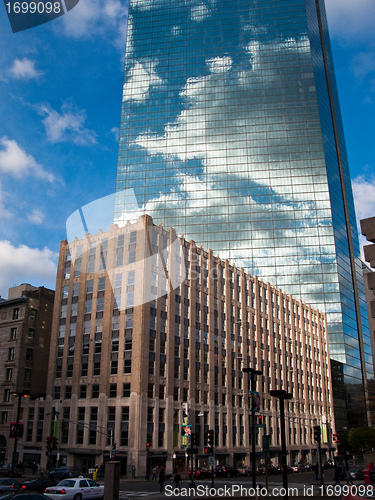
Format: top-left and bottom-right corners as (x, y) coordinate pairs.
(117, 468), (355, 499)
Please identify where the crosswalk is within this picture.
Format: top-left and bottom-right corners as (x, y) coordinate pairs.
(120, 491), (160, 498)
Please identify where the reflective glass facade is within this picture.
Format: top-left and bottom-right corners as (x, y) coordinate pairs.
(115, 0), (373, 428)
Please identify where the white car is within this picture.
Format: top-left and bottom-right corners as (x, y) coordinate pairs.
(44, 477), (104, 500)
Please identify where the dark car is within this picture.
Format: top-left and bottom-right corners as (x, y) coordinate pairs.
(0, 478), (20, 493)
(323, 461), (334, 469)
(0, 493), (49, 500)
(188, 468), (213, 479)
(48, 467), (80, 480)
(0, 464), (24, 477)
(11, 478), (57, 493)
(215, 465), (240, 478)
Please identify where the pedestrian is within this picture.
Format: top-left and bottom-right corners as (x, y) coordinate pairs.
(152, 466), (158, 481)
(314, 463), (319, 482)
(98, 463), (104, 480)
(158, 467), (165, 493)
(173, 472), (182, 491)
(346, 468), (354, 485)
(334, 465), (342, 485)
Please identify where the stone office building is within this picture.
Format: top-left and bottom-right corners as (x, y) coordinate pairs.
(38, 215), (334, 476)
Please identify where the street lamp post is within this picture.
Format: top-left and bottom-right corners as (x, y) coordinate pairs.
(270, 390), (293, 500)
(243, 368), (262, 489)
(11, 392), (30, 476)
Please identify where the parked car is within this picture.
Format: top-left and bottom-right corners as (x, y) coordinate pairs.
(44, 477), (104, 500)
(11, 478), (57, 493)
(0, 478), (20, 493)
(0, 463), (24, 477)
(188, 468), (213, 479)
(350, 468), (364, 480)
(48, 467), (81, 481)
(323, 461), (334, 469)
(215, 465), (240, 478)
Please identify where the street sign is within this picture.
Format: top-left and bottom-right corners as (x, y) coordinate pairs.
(209, 456), (215, 467)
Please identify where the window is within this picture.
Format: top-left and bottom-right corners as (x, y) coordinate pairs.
(13, 308), (20, 320)
(10, 327), (17, 340)
(6, 368), (12, 381)
(65, 386), (72, 399)
(24, 368), (31, 381)
(124, 359), (131, 374)
(109, 384), (117, 398)
(26, 348), (33, 361)
(54, 386), (61, 399)
(123, 383), (130, 397)
(93, 362), (100, 376)
(28, 328), (35, 340)
(30, 308), (37, 321)
(86, 280), (94, 294)
(98, 277), (106, 291)
(3, 389), (10, 402)
(92, 384), (99, 398)
(1, 411), (8, 424)
(8, 348), (15, 361)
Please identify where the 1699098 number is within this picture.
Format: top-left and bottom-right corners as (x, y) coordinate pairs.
(5, 2), (61, 14)
(321, 485), (374, 497)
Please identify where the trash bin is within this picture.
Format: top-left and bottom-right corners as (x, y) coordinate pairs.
(127, 465), (135, 478)
(364, 470), (370, 484)
(93, 469), (98, 481)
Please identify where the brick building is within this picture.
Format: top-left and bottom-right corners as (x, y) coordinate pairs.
(0, 284), (55, 465)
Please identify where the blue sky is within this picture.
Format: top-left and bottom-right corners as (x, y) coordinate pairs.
(0, 0), (374, 298)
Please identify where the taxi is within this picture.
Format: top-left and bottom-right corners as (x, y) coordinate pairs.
(44, 477), (104, 500)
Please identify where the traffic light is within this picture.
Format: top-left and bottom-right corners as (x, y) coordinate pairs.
(46, 437), (51, 451)
(205, 429), (214, 454)
(191, 433), (198, 447)
(333, 433), (340, 443)
(52, 437), (58, 450)
(112, 442), (117, 455)
(257, 415), (262, 425)
(313, 425), (321, 442)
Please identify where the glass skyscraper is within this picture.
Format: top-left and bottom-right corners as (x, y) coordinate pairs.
(115, 0), (373, 429)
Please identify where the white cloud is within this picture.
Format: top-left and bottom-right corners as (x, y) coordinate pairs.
(27, 209), (44, 225)
(325, 0), (375, 44)
(352, 174), (375, 224)
(59, 0), (128, 51)
(37, 102), (97, 145)
(8, 58), (43, 80)
(0, 241), (58, 298)
(350, 52), (375, 79)
(0, 137), (55, 182)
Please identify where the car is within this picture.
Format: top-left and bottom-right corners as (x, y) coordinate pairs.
(238, 466), (251, 477)
(11, 478), (57, 493)
(215, 465), (240, 478)
(276, 465), (294, 474)
(0, 463), (24, 477)
(0, 478), (20, 493)
(323, 461), (334, 469)
(350, 468), (364, 480)
(0, 493), (48, 500)
(188, 468), (213, 479)
(44, 478), (104, 500)
(48, 467), (81, 481)
(292, 464), (306, 473)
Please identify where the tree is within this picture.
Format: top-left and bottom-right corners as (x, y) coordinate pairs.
(348, 427), (375, 453)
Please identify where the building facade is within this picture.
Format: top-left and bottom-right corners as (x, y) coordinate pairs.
(38, 216), (333, 476)
(114, 0), (372, 429)
(0, 284), (55, 466)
